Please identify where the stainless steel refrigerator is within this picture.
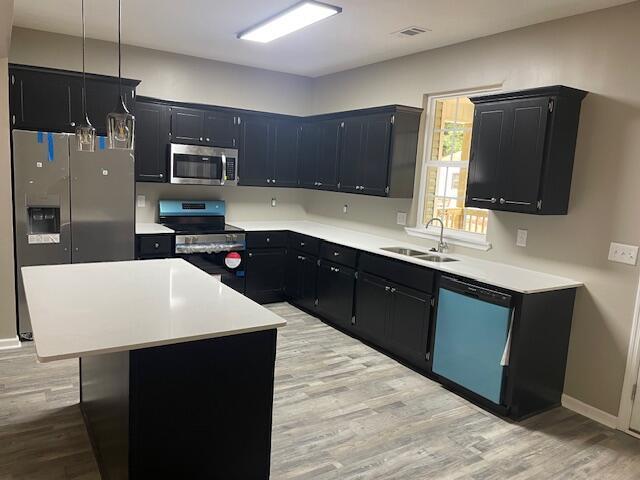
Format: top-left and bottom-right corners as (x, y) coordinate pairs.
(12, 130), (135, 335)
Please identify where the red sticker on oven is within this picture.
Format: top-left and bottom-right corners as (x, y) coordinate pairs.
(225, 252), (242, 269)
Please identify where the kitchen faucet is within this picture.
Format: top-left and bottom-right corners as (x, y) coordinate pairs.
(425, 218), (448, 253)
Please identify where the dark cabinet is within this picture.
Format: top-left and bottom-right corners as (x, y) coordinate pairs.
(353, 272), (390, 346)
(135, 100), (170, 182)
(297, 120), (340, 190)
(316, 260), (355, 330)
(203, 111), (239, 148)
(240, 115), (299, 187)
(240, 115), (271, 186)
(136, 234), (174, 259)
(339, 113), (392, 196)
(386, 284), (431, 367)
(284, 249), (318, 311)
(245, 248), (286, 304)
(9, 65), (139, 134)
(170, 107), (204, 144)
(466, 86), (587, 215)
(298, 122), (321, 188)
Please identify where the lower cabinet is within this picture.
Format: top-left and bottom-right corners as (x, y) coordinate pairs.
(354, 271), (432, 369)
(284, 249), (318, 312)
(245, 248), (286, 304)
(316, 260), (356, 331)
(136, 234), (174, 259)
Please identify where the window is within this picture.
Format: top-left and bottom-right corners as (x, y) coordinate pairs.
(413, 91), (492, 249)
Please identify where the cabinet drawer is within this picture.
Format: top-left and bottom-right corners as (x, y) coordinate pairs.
(320, 242), (358, 268)
(358, 252), (434, 293)
(247, 231), (287, 249)
(288, 232), (320, 255)
(137, 235), (173, 258)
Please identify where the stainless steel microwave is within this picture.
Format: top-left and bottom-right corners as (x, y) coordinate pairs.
(169, 144), (238, 186)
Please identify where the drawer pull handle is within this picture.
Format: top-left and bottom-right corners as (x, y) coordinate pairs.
(333, 252), (340, 256)
(300, 242), (305, 247)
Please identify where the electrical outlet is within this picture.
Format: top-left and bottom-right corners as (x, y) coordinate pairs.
(516, 229), (528, 247)
(136, 195), (146, 208)
(271, 198), (277, 208)
(343, 204), (348, 214)
(397, 212), (407, 226)
(608, 242), (639, 266)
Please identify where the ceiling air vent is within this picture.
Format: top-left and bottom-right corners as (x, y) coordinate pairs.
(393, 26), (430, 38)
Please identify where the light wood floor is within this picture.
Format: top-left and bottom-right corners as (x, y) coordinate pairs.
(1, 302), (639, 479)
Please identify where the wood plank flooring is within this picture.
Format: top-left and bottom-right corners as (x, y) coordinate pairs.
(1, 302), (639, 479)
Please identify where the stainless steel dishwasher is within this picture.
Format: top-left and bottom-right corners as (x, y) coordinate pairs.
(431, 276), (513, 405)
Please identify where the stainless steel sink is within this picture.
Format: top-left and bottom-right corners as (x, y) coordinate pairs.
(414, 254), (458, 263)
(380, 247), (427, 256)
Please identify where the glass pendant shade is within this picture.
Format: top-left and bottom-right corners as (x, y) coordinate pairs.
(76, 113), (96, 152)
(107, 95), (135, 149)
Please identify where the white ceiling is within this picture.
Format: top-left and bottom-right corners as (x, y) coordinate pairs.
(12, 0), (634, 77)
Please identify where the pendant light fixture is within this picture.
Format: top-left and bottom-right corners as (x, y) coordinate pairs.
(106, 0), (135, 149)
(75, 0), (96, 152)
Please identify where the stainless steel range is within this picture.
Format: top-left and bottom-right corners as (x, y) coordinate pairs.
(158, 200), (246, 293)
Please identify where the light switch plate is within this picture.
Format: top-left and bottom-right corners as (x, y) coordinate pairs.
(608, 242), (639, 265)
(136, 195), (146, 208)
(516, 229), (528, 247)
(397, 212), (407, 226)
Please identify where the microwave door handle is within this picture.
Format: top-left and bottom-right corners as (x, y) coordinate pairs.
(221, 154), (226, 185)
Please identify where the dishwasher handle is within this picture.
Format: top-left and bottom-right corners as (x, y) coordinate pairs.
(440, 276), (512, 308)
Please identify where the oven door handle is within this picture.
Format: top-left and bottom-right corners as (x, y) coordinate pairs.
(221, 154), (227, 185)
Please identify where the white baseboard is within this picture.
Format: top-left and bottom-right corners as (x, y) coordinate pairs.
(0, 336), (21, 351)
(562, 394), (618, 429)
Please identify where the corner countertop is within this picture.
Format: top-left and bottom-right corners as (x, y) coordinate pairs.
(233, 220), (583, 294)
(136, 222), (175, 235)
(22, 259), (286, 362)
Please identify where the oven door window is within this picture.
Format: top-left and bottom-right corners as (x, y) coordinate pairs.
(173, 154), (222, 180)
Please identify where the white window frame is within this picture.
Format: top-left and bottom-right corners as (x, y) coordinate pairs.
(406, 87), (500, 251)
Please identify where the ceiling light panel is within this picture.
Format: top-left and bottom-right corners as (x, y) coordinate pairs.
(238, 1), (342, 43)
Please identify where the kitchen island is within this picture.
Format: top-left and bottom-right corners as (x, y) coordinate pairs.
(21, 258), (286, 480)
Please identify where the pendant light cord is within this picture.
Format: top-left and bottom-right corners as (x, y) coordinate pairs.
(118, 0), (122, 99)
(81, 0), (87, 118)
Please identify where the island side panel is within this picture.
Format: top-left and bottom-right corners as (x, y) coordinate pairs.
(80, 351), (131, 480)
(129, 329), (278, 479)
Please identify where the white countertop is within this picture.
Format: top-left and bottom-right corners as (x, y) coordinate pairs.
(233, 220), (582, 294)
(136, 222), (175, 235)
(22, 259), (286, 362)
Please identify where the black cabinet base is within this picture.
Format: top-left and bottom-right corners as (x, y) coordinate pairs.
(80, 330), (277, 479)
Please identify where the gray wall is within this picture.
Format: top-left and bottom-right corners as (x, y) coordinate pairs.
(5, 2), (640, 416)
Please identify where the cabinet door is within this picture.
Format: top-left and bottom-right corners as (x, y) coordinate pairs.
(466, 103), (506, 209)
(316, 120), (341, 190)
(245, 248), (286, 304)
(361, 114), (392, 196)
(10, 69), (74, 132)
(203, 111), (239, 148)
(284, 249), (302, 301)
(285, 250), (318, 311)
(354, 272), (390, 346)
(270, 119), (299, 188)
(496, 98), (550, 213)
(387, 284), (431, 368)
(79, 79), (135, 136)
(239, 115), (270, 186)
(135, 102), (170, 182)
(338, 117), (364, 193)
(298, 123), (320, 188)
(316, 261), (355, 330)
(170, 107), (204, 144)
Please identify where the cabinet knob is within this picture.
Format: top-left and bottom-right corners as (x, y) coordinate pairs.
(391, 287), (397, 293)
(500, 198), (506, 205)
(154, 243), (159, 249)
(206, 138), (210, 142)
(272, 179), (276, 184)
(70, 122), (76, 127)
(300, 242), (305, 247)
(385, 286), (391, 292)
(266, 237), (270, 243)
(199, 137), (203, 141)
(267, 179), (271, 183)
(333, 252), (340, 256)
(248, 252), (253, 257)
(491, 197), (496, 204)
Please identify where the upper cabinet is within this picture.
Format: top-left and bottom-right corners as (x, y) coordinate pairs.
(9, 64), (139, 135)
(169, 106), (240, 147)
(135, 99), (170, 182)
(466, 86), (588, 215)
(239, 114), (300, 187)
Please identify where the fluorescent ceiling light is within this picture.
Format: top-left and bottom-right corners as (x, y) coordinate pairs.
(238, 1), (342, 43)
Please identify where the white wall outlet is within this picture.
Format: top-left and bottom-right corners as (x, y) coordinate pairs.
(343, 204), (348, 214)
(397, 212), (407, 226)
(608, 242), (639, 266)
(516, 229), (528, 247)
(136, 195), (146, 208)
(271, 198), (277, 208)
